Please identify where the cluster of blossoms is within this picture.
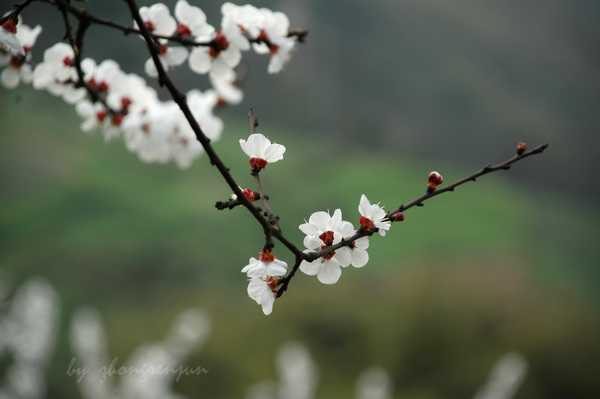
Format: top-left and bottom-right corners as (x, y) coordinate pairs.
(237, 133), (399, 315)
(0, 1), (300, 168)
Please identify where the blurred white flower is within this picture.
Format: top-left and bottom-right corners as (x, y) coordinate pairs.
(174, 0), (214, 40)
(0, 23), (41, 88)
(474, 353), (528, 399)
(0, 18), (20, 53)
(356, 367), (393, 399)
(32, 42), (85, 103)
(138, 3), (176, 36)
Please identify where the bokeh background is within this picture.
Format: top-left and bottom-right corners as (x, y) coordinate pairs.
(1, 0), (599, 398)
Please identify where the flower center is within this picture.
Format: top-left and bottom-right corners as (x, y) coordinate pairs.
(111, 114), (124, 126)
(1, 19), (17, 34)
(257, 30), (279, 54)
(120, 96), (133, 111)
(266, 276), (279, 292)
(176, 23), (192, 38)
(96, 111), (107, 123)
(249, 157), (268, 172)
(158, 44), (168, 55)
(209, 32), (229, 58)
(359, 216), (375, 231)
(143, 21), (155, 32)
(321, 245), (336, 260)
(63, 56), (74, 67)
(319, 230), (335, 246)
(9, 55), (24, 69)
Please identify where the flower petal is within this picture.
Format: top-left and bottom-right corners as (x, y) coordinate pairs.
(264, 143), (286, 163)
(351, 248), (369, 268)
(317, 261), (342, 285)
(299, 259), (320, 276)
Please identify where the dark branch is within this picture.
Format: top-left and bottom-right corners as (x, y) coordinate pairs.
(124, 0), (305, 260)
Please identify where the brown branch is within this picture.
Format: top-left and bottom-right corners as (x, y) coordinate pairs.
(124, 0), (305, 260)
(0, 0), (34, 24)
(300, 143), (549, 265)
(42, 0), (307, 49)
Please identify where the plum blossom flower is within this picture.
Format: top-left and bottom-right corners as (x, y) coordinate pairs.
(188, 30), (241, 79)
(81, 58), (123, 94)
(210, 69), (242, 105)
(137, 3), (176, 36)
(243, 250), (287, 315)
(75, 100), (109, 133)
(358, 194), (390, 236)
(174, 0), (214, 40)
(298, 210), (352, 284)
(144, 41), (188, 78)
(253, 9), (296, 74)
(0, 18), (20, 53)
(32, 42), (86, 103)
(0, 23), (41, 88)
(136, 3), (187, 78)
(242, 250), (288, 278)
(239, 133), (285, 172)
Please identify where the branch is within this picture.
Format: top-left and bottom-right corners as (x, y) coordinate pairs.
(0, 0), (34, 24)
(43, 0), (307, 49)
(301, 143), (549, 264)
(124, 0), (304, 259)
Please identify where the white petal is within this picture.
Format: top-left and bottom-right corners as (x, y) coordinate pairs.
(299, 222), (319, 237)
(266, 260), (287, 277)
(220, 46), (241, 68)
(144, 57), (158, 77)
(188, 48), (211, 74)
(308, 211), (330, 229)
(351, 249), (369, 268)
(166, 47), (188, 66)
(317, 261), (342, 285)
(264, 143), (286, 163)
(354, 236), (370, 250)
(260, 295), (274, 315)
(359, 194), (370, 216)
(1, 67), (20, 89)
(303, 236), (322, 251)
(240, 133), (270, 158)
(334, 247), (352, 267)
(299, 259), (320, 276)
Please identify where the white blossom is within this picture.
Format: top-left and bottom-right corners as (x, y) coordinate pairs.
(32, 42), (85, 103)
(0, 18), (20, 53)
(358, 194), (391, 236)
(239, 133), (286, 172)
(174, 0), (214, 40)
(298, 210), (351, 285)
(0, 23), (41, 88)
(243, 251), (287, 316)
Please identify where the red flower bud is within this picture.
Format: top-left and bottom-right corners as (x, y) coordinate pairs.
(516, 142), (527, 155)
(390, 211), (405, 222)
(428, 171), (443, 186)
(242, 188), (257, 201)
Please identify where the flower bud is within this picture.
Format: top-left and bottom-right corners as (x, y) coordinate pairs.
(390, 211), (405, 222)
(428, 171), (444, 186)
(516, 142), (527, 155)
(242, 188), (258, 201)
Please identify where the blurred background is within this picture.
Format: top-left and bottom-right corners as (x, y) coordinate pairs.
(1, 0), (599, 398)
